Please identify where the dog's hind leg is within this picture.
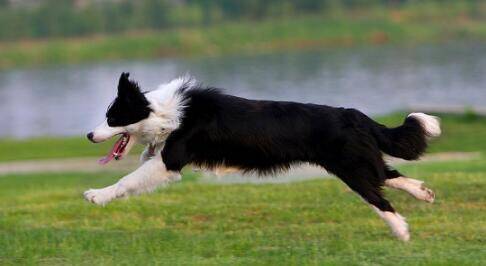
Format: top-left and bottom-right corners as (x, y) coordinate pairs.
(384, 166), (435, 203)
(324, 151), (410, 241)
(339, 173), (410, 241)
(84, 155), (180, 206)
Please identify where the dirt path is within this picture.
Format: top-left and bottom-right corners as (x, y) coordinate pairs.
(0, 157), (141, 175)
(0, 152), (480, 178)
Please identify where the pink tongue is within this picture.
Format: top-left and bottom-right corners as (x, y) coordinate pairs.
(98, 136), (124, 165)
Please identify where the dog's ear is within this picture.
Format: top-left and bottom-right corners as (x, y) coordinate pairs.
(119, 72), (130, 84)
(117, 72), (142, 98)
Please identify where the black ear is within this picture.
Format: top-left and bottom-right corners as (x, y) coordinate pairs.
(117, 72), (141, 98)
(119, 72), (130, 83)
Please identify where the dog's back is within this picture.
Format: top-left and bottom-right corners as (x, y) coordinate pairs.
(163, 88), (439, 176)
(86, 74), (440, 241)
(163, 88), (353, 174)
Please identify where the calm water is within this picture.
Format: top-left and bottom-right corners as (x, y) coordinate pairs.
(0, 42), (485, 138)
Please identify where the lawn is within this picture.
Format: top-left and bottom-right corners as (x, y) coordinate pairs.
(0, 159), (485, 265)
(0, 112), (485, 265)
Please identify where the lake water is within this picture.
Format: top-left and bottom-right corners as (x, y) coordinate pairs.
(0, 42), (485, 138)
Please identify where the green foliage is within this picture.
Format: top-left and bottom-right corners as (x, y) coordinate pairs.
(463, 107), (480, 121)
(0, 0), (485, 41)
(2, 12), (486, 69)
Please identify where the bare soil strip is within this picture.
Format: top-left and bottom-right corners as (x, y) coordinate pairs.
(0, 157), (140, 175)
(0, 152), (480, 182)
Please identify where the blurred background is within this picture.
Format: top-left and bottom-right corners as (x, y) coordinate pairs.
(1, 1), (485, 264)
(0, 0), (485, 139)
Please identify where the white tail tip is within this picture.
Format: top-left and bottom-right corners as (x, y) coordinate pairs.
(408, 112), (441, 138)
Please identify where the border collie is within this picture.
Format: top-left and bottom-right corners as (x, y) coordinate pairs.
(85, 73), (441, 241)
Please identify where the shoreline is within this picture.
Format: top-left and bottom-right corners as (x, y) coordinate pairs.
(1, 15), (485, 70)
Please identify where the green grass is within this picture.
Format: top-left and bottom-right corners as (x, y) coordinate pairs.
(0, 111), (485, 264)
(1, 8), (486, 70)
(1, 112), (485, 162)
(0, 137), (143, 162)
(0, 159), (485, 265)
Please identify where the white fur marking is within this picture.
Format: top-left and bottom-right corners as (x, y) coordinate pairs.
(408, 112), (441, 138)
(84, 156), (180, 205)
(385, 177), (435, 203)
(83, 185), (118, 206)
(91, 120), (125, 142)
(126, 76), (197, 145)
(371, 206), (410, 241)
(85, 76), (195, 205)
(146, 76), (196, 120)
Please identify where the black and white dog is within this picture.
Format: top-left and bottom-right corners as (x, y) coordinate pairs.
(86, 73), (441, 241)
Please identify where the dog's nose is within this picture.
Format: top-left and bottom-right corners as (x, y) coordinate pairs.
(87, 132), (95, 142)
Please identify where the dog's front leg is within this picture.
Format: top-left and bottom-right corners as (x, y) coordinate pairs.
(84, 156), (180, 206)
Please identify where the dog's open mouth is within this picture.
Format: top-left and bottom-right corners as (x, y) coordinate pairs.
(98, 133), (131, 165)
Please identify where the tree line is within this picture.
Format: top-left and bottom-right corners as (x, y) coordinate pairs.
(0, 0), (481, 41)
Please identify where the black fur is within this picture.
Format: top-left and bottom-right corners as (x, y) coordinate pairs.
(161, 86), (431, 213)
(106, 73), (151, 127)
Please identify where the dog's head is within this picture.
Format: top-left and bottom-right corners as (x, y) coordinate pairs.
(88, 72), (181, 164)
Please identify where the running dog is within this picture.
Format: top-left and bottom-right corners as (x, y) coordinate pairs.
(85, 73), (440, 241)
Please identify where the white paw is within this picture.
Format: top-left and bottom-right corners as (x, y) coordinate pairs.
(394, 227), (410, 242)
(373, 208), (410, 242)
(83, 186), (118, 206)
(407, 178), (424, 186)
(386, 212), (410, 242)
(386, 177), (435, 203)
(408, 181), (435, 203)
(417, 184), (435, 203)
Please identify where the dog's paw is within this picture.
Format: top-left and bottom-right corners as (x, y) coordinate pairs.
(418, 184), (435, 203)
(83, 186), (118, 206)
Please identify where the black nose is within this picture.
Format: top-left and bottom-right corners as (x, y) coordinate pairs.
(87, 132), (94, 142)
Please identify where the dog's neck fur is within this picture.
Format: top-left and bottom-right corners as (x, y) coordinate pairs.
(133, 76), (196, 146)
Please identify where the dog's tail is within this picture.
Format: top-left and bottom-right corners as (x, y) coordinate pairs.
(369, 113), (441, 160)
